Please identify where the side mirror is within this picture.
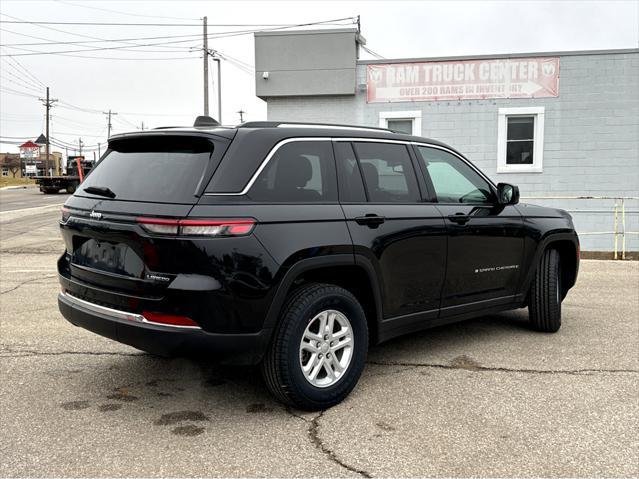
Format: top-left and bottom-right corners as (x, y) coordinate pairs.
(497, 183), (519, 205)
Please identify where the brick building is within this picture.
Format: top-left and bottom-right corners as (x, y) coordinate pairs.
(254, 29), (638, 253)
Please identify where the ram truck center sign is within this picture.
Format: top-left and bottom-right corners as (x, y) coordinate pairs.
(367, 56), (560, 103)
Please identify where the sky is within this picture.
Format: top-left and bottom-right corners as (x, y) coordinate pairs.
(1, 0), (638, 155)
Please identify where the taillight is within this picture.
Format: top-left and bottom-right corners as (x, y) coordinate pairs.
(179, 219), (255, 236)
(136, 217), (255, 237)
(136, 217), (179, 235)
(142, 311), (200, 328)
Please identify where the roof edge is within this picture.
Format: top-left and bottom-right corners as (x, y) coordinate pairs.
(255, 27), (358, 37)
(358, 47), (639, 64)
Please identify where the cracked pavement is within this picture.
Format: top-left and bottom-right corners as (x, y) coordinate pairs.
(1, 187), (638, 477)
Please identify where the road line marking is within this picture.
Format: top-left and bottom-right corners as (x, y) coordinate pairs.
(3, 269), (57, 273)
(0, 204), (63, 216)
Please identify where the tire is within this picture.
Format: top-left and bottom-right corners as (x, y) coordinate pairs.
(262, 283), (368, 411)
(66, 184), (76, 194)
(529, 248), (562, 332)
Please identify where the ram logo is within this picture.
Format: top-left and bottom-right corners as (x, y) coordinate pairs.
(542, 61), (556, 77)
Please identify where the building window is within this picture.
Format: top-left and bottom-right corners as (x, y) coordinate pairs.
(379, 111), (422, 136)
(497, 107), (545, 173)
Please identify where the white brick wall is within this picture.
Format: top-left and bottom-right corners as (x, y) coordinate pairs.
(266, 51), (639, 252)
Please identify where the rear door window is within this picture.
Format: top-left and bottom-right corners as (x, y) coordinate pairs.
(80, 136), (216, 204)
(247, 141), (337, 203)
(352, 142), (421, 203)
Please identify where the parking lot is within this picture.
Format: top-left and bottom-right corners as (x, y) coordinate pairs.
(0, 187), (637, 477)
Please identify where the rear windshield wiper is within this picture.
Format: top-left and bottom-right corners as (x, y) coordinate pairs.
(83, 186), (116, 198)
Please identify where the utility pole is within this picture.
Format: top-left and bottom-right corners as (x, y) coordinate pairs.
(203, 16), (209, 116)
(237, 109), (245, 123)
(39, 87), (57, 177)
(78, 138), (84, 157)
(140, 121), (145, 130)
(213, 53), (221, 123)
(103, 109), (117, 138)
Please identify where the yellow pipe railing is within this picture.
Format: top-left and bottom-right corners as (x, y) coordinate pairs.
(521, 196), (639, 260)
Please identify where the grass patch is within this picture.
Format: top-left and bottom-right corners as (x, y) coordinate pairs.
(0, 177), (35, 188)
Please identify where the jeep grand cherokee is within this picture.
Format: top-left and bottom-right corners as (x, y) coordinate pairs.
(58, 118), (579, 410)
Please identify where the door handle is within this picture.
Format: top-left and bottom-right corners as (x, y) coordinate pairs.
(355, 214), (386, 228)
(447, 213), (470, 225)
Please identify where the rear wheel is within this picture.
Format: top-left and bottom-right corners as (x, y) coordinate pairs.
(66, 184), (76, 194)
(529, 248), (562, 332)
(262, 283), (368, 410)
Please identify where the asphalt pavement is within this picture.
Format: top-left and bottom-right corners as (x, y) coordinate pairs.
(0, 185), (69, 212)
(0, 189), (637, 477)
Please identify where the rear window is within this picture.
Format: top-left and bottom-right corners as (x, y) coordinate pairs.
(80, 136), (214, 203)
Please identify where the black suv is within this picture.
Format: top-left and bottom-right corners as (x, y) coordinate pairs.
(58, 119), (579, 410)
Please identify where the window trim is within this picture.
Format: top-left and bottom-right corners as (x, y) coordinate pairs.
(497, 106), (545, 174)
(204, 137), (495, 197)
(379, 111), (422, 136)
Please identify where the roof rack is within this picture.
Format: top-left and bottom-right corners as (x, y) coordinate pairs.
(238, 121), (392, 132)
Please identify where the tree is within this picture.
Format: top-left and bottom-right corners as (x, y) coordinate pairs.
(2, 155), (21, 177)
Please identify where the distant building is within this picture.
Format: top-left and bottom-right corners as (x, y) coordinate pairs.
(254, 29), (639, 254)
(2, 135), (62, 177)
(0, 135), (62, 178)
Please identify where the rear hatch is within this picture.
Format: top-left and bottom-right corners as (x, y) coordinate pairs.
(59, 132), (233, 301)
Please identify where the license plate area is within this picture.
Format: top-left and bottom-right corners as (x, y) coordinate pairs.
(72, 238), (144, 279)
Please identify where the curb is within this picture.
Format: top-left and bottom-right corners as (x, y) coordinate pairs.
(0, 185), (38, 191)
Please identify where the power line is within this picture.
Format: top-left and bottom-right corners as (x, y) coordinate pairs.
(1, 27), (197, 53)
(7, 44), (197, 55)
(54, 0), (200, 21)
(0, 19), (348, 27)
(115, 115), (139, 129)
(0, 16), (358, 57)
(0, 63), (44, 90)
(0, 51), (47, 88)
(51, 137), (101, 149)
(19, 52), (197, 61)
(57, 104), (101, 114)
(1, 35), (210, 56)
(0, 87), (41, 98)
(361, 45), (386, 59)
(50, 131), (106, 138)
(0, 27), (204, 47)
(0, 73), (42, 93)
(0, 13), (199, 52)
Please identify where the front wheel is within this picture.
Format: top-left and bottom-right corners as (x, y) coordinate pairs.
(262, 283), (368, 411)
(529, 248), (562, 332)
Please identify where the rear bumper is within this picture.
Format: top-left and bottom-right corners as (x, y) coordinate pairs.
(58, 291), (270, 364)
